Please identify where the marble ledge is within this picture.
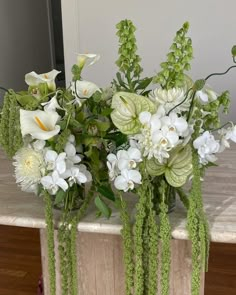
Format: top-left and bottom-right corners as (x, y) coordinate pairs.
(0, 145), (236, 243)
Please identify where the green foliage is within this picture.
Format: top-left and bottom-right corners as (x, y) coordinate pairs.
(116, 19), (143, 79)
(55, 129), (71, 153)
(119, 194), (134, 295)
(43, 191), (56, 295)
(187, 124), (210, 295)
(94, 195), (111, 218)
(199, 90), (230, 129)
(154, 22), (193, 89)
(0, 90), (23, 157)
(159, 181), (171, 295)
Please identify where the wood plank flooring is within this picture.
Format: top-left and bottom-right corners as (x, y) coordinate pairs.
(0, 225), (235, 294)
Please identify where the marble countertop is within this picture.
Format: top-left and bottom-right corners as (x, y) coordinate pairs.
(0, 145), (236, 243)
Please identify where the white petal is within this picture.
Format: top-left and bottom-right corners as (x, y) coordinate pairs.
(114, 175), (128, 191)
(139, 111), (151, 125)
(107, 153), (117, 163)
(118, 158), (129, 170)
(56, 178), (68, 191)
(76, 172), (87, 184)
(65, 143), (76, 157)
(128, 170), (142, 184)
(41, 175), (53, 189)
(127, 147), (141, 161)
(45, 150), (57, 163)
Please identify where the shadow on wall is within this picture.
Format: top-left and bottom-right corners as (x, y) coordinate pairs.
(0, 0), (65, 104)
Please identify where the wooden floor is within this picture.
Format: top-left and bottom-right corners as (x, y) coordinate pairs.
(0, 225), (235, 294)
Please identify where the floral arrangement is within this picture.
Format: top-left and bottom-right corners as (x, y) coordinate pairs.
(0, 19), (236, 295)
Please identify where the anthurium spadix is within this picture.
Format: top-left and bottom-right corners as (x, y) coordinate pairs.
(111, 92), (156, 134)
(25, 69), (61, 91)
(20, 109), (60, 140)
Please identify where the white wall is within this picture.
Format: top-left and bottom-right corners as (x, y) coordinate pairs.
(61, 0), (236, 122)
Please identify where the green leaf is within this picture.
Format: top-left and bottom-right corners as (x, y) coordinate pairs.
(54, 190), (66, 205)
(94, 196), (111, 218)
(116, 72), (127, 88)
(16, 94), (40, 109)
(134, 77), (153, 91)
(97, 185), (115, 201)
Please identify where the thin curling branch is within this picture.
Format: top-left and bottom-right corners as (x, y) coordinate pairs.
(0, 86), (9, 93)
(205, 65), (236, 81)
(167, 87), (193, 115)
(210, 121), (233, 132)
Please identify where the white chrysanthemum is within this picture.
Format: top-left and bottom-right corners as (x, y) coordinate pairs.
(149, 87), (190, 113)
(13, 147), (45, 192)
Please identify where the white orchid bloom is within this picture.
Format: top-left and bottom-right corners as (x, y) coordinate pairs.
(41, 171), (68, 195)
(107, 153), (119, 180)
(225, 125), (236, 143)
(196, 87), (217, 103)
(25, 69), (60, 91)
(117, 147), (142, 170)
(161, 112), (189, 137)
(76, 53), (100, 68)
(45, 150), (66, 174)
(114, 169), (142, 192)
(41, 93), (63, 112)
(64, 142), (81, 168)
(20, 109), (60, 140)
(62, 167), (88, 186)
(78, 164), (92, 182)
(193, 131), (220, 165)
(139, 111), (162, 131)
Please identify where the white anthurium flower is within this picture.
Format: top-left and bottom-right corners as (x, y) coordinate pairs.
(114, 169), (142, 192)
(193, 131), (220, 165)
(149, 87), (190, 113)
(41, 93), (63, 112)
(117, 147), (142, 170)
(45, 150), (66, 174)
(161, 112), (189, 137)
(64, 142), (81, 168)
(25, 69), (60, 91)
(76, 53), (100, 68)
(107, 153), (119, 180)
(41, 171), (68, 195)
(20, 109), (60, 140)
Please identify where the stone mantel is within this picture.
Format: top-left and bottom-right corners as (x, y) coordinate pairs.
(0, 145), (236, 243)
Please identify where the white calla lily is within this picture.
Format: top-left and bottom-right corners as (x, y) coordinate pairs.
(114, 169), (142, 192)
(25, 69), (60, 91)
(41, 171), (68, 195)
(20, 109), (60, 140)
(76, 53), (100, 68)
(41, 93), (63, 112)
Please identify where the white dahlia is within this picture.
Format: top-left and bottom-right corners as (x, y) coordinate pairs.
(149, 87), (190, 113)
(13, 147), (46, 193)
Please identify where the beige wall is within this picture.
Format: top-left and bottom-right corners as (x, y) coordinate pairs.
(61, 0), (236, 122)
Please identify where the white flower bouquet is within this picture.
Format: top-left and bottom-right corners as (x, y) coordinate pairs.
(0, 19), (236, 295)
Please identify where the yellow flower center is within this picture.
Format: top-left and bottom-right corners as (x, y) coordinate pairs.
(44, 74), (49, 79)
(83, 89), (88, 96)
(35, 116), (48, 131)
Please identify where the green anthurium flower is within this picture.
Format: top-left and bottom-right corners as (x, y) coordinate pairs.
(111, 92), (156, 134)
(146, 145), (192, 187)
